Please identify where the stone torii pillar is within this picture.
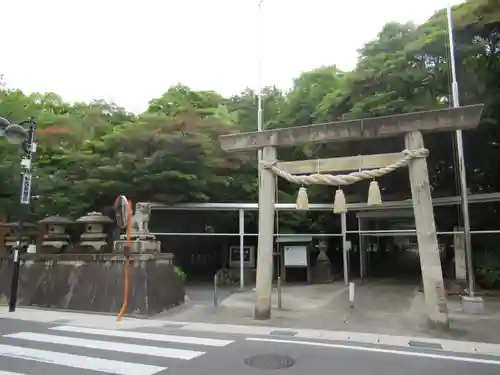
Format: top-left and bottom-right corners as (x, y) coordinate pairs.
(219, 104), (483, 328)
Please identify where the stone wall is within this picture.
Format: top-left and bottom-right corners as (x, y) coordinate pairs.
(0, 253), (184, 316)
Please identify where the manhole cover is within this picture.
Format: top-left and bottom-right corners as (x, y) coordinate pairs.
(245, 354), (295, 370)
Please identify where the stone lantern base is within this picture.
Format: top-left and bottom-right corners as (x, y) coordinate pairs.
(311, 242), (335, 283)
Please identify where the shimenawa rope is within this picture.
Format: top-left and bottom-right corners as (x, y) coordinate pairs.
(261, 148), (428, 186)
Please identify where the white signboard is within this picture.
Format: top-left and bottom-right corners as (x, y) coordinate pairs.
(284, 245), (308, 267)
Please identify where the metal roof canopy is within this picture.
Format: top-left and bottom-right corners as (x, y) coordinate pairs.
(147, 192), (500, 212)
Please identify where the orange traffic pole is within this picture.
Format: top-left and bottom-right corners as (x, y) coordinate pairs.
(117, 200), (132, 321)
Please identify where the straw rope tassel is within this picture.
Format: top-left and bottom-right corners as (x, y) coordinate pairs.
(333, 188), (347, 213)
(367, 180), (382, 206)
(296, 186), (309, 210)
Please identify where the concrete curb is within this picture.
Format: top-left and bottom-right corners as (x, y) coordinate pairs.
(1, 307), (500, 358)
(0, 304), (152, 320)
(168, 321), (500, 357)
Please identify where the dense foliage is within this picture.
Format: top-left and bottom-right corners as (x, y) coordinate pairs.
(0, 0), (498, 238)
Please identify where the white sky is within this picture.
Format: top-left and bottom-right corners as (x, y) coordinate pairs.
(2, 0), (464, 113)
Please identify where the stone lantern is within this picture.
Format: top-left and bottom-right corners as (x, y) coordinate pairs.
(1, 222), (36, 254)
(76, 212), (113, 253)
(38, 215), (74, 254)
(311, 239), (334, 283)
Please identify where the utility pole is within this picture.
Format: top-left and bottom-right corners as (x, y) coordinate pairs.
(257, 0), (264, 163)
(446, 5), (483, 313)
(446, 6), (475, 295)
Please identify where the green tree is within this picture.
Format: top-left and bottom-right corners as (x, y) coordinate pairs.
(0, 0), (497, 254)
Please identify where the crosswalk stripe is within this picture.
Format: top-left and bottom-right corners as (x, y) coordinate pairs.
(0, 371), (29, 375)
(50, 325), (234, 347)
(4, 332), (205, 360)
(0, 344), (165, 375)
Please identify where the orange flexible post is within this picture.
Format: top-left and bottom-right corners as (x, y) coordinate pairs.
(117, 200), (132, 321)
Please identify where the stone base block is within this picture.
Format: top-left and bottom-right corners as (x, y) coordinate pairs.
(114, 240), (160, 253)
(39, 245), (64, 254)
(0, 253), (184, 315)
(461, 295), (485, 314)
(311, 260), (335, 283)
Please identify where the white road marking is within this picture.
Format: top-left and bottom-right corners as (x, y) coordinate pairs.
(246, 337), (500, 365)
(0, 371), (29, 375)
(4, 332), (204, 360)
(50, 325), (234, 347)
(0, 344), (165, 375)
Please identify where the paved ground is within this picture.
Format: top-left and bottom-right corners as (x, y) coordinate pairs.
(184, 283), (236, 305)
(175, 279), (500, 343)
(0, 318), (499, 375)
(0, 279), (499, 374)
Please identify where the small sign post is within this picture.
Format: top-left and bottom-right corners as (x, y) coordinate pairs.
(349, 282), (355, 308)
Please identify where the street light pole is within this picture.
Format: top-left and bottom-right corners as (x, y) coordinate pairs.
(5, 118), (37, 312)
(446, 6), (476, 297)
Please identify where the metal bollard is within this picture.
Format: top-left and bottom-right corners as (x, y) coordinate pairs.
(277, 276), (282, 309)
(213, 272), (219, 307)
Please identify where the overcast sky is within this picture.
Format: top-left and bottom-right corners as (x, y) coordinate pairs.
(2, 0), (463, 113)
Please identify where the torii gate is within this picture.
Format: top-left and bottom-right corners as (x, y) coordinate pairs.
(219, 104), (483, 329)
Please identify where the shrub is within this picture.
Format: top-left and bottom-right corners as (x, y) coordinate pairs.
(174, 266), (187, 282)
(474, 249), (500, 289)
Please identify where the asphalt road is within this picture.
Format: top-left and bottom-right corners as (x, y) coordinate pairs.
(0, 318), (499, 375)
